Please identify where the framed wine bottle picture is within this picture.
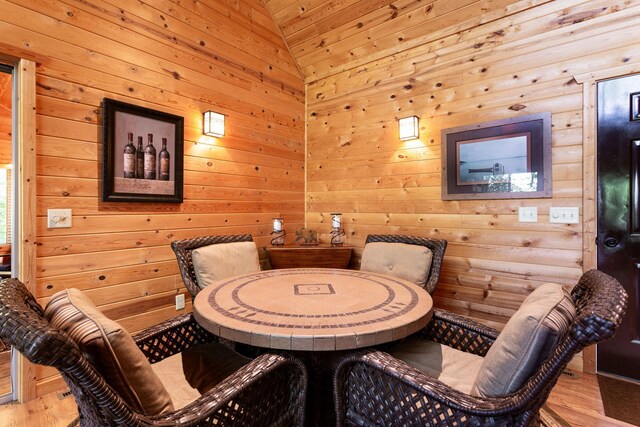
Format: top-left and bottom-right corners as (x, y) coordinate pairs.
(102, 98), (184, 203)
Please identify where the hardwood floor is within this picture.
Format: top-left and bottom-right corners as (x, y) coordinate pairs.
(0, 350), (11, 397)
(0, 390), (78, 427)
(0, 370), (635, 426)
(548, 372), (636, 427)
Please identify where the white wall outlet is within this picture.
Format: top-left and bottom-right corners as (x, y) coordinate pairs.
(549, 207), (580, 224)
(47, 209), (72, 228)
(518, 207), (538, 223)
(175, 294), (185, 310)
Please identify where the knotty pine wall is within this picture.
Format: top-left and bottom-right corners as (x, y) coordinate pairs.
(0, 72), (10, 164)
(0, 0), (304, 396)
(296, 0), (640, 341)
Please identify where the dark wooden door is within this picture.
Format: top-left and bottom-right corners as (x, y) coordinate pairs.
(597, 74), (640, 380)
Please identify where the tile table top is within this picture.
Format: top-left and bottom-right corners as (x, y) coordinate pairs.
(193, 268), (433, 351)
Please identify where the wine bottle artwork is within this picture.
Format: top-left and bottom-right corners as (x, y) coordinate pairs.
(136, 136), (144, 179)
(144, 133), (157, 180)
(158, 137), (170, 181)
(103, 98), (184, 203)
(123, 132), (136, 178)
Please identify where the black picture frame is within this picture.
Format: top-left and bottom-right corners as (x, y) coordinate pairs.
(102, 98), (184, 203)
(441, 112), (552, 200)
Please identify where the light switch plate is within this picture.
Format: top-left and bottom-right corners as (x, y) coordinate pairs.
(518, 207), (538, 223)
(549, 207), (579, 224)
(175, 294), (185, 310)
(47, 209), (72, 228)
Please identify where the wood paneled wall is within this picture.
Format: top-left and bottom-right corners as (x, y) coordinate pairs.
(267, 0), (640, 349)
(0, 0), (304, 396)
(0, 72), (10, 164)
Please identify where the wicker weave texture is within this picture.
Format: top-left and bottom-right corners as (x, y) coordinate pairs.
(364, 234), (447, 294)
(171, 234), (254, 297)
(334, 269), (628, 427)
(0, 278), (307, 427)
(420, 308), (498, 357)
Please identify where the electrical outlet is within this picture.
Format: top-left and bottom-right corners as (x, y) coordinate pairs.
(549, 207), (579, 224)
(518, 207), (538, 223)
(175, 294), (185, 310)
(47, 209), (72, 228)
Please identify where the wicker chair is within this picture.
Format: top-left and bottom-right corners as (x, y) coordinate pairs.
(333, 269), (627, 426)
(171, 234), (257, 297)
(362, 234), (447, 294)
(0, 278), (307, 427)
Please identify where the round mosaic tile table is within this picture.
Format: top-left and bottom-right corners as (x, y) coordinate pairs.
(193, 268), (433, 351)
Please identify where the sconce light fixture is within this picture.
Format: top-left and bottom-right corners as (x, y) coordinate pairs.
(271, 217), (285, 246)
(398, 116), (419, 141)
(330, 213), (346, 246)
(203, 111), (225, 137)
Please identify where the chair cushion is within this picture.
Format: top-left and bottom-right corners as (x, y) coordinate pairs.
(360, 242), (433, 288)
(471, 283), (576, 397)
(181, 341), (251, 394)
(391, 339), (484, 394)
(151, 342), (251, 409)
(44, 289), (174, 416)
(192, 241), (260, 289)
(151, 354), (201, 410)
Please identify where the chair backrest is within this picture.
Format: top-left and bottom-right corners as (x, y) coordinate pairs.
(510, 269), (627, 415)
(0, 278), (139, 425)
(363, 234), (447, 293)
(171, 234), (254, 297)
(569, 269), (627, 344)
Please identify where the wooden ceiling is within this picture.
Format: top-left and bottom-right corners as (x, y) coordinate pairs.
(264, 0), (526, 84)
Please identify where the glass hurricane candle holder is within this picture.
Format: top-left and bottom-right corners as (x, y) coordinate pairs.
(330, 213), (345, 246)
(271, 217), (285, 246)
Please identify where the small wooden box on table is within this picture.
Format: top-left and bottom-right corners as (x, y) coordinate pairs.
(265, 244), (352, 269)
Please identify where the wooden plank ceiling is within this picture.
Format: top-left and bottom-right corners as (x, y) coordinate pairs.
(264, 0), (527, 83)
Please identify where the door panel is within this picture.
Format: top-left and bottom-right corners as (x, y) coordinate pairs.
(633, 140), (640, 234)
(597, 75), (640, 380)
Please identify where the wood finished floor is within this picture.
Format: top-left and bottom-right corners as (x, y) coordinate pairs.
(0, 351), (11, 397)
(0, 370), (634, 426)
(547, 372), (636, 427)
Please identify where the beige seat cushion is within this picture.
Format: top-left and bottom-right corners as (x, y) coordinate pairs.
(360, 242), (433, 288)
(151, 354), (201, 410)
(391, 339), (484, 394)
(471, 283), (576, 397)
(44, 289), (174, 416)
(151, 341), (251, 409)
(192, 241), (260, 289)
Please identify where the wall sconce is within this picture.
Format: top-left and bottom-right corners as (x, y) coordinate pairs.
(330, 213), (345, 246)
(203, 111), (225, 137)
(271, 217), (285, 246)
(398, 116), (419, 140)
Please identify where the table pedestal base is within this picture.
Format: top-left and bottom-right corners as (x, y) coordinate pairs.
(293, 350), (350, 427)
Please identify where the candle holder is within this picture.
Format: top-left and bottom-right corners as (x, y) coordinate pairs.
(330, 213), (346, 246)
(271, 217), (285, 246)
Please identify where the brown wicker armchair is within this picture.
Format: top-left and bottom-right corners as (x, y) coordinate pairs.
(171, 234), (257, 297)
(0, 278), (307, 427)
(362, 234), (447, 294)
(333, 269), (627, 426)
